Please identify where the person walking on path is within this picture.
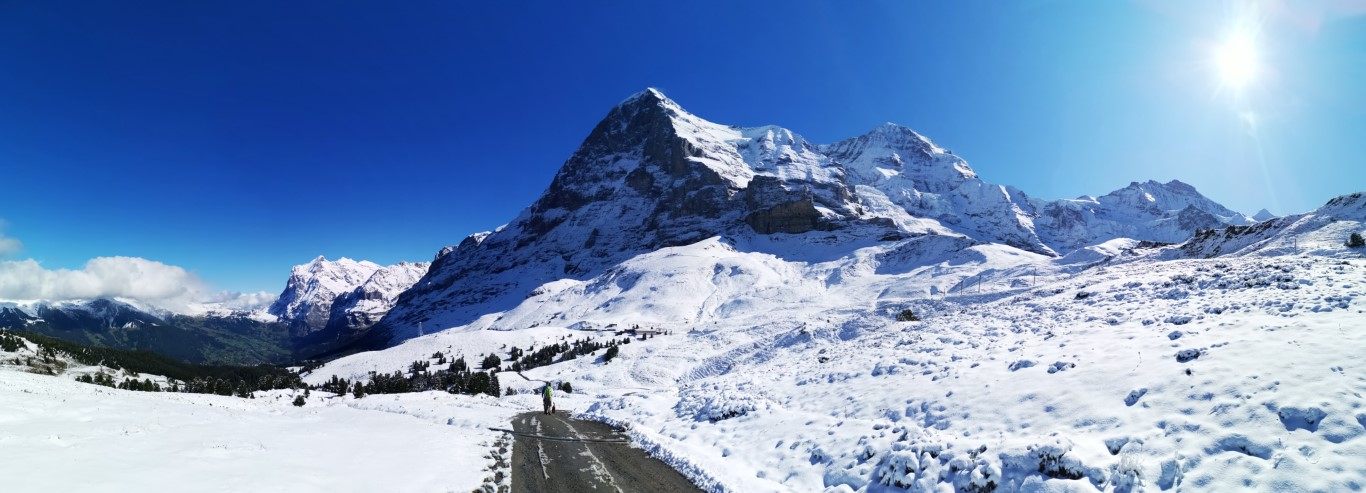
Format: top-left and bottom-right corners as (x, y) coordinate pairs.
(542, 381), (554, 415)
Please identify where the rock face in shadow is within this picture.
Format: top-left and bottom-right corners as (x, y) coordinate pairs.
(746, 199), (827, 234)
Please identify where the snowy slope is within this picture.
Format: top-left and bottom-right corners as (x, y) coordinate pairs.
(0, 332), (527, 493)
(303, 190), (1366, 492)
(374, 89), (1254, 345)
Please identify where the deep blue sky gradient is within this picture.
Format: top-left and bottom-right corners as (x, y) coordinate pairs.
(2, 1), (1364, 293)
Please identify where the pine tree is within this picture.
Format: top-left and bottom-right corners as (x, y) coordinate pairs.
(1348, 232), (1365, 248)
(293, 395), (306, 407)
(487, 372), (501, 397)
(353, 382), (366, 399)
(481, 353), (501, 370)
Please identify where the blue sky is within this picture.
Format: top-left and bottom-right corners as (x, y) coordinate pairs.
(1, 1), (1364, 294)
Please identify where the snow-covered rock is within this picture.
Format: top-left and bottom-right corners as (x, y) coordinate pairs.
(324, 261), (429, 334)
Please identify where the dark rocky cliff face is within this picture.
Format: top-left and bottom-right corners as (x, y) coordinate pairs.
(746, 198), (828, 234)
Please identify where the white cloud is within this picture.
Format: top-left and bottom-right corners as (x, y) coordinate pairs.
(201, 290), (278, 312)
(0, 256), (272, 313)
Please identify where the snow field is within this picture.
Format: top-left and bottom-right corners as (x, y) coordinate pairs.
(1, 334), (531, 493)
(548, 248), (1366, 491)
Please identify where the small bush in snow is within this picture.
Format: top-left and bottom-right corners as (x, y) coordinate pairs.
(292, 395), (306, 407)
(602, 345), (619, 363)
(895, 309), (920, 322)
(1348, 232), (1365, 248)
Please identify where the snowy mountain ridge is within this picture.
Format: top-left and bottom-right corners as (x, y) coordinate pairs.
(370, 89), (1257, 344)
(268, 256), (428, 338)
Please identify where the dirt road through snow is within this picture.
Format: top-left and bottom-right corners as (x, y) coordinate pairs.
(508, 411), (701, 493)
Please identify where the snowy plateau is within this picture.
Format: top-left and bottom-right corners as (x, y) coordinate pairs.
(4, 89), (1366, 493)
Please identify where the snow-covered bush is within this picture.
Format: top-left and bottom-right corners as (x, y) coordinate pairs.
(675, 383), (763, 422)
(1110, 452), (1144, 493)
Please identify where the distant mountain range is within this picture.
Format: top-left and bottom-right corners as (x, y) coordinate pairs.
(0, 257), (428, 364)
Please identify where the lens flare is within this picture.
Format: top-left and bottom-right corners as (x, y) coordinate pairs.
(1215, 29), (1258, 91)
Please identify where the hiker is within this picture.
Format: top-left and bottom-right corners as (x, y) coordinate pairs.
(542, 381), (554, 414)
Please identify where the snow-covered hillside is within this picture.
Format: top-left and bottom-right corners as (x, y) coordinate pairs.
(375, 89), (1255, 344)
(303, 189), (1366, 491)
(0, 330), (530, 493)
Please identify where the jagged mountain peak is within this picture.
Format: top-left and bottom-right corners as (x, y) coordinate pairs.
(1096, 180), (1252, 225)
(866, 122), (939, 147)
(616, 87), (672, 110)
(269, 257), (417, 337)
(1114, 179), (1197, 196)
(366, 90), (1261, 346)
(297, 256), (380, 275)
(825, 121), (978, 195)
(1252, 208), (1277, 222)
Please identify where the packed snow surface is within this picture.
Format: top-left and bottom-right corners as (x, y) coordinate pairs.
(0, 337), (538, 493)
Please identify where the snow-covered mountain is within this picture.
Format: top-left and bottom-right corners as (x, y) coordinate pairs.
(1252, 208), (1277, 222)
(369, 89), (1253, 345)
(268, 257), (428, 339)
(323, 261), (429, 335)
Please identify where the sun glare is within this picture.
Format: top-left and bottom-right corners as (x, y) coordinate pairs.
(1215, 30), (1258, 91)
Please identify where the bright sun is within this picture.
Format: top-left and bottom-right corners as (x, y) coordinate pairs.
(1215, 30), (1258, 91)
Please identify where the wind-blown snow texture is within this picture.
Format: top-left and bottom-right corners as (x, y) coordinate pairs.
(321, 190), (1361, 492)
(377, 89), (1253, 343)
